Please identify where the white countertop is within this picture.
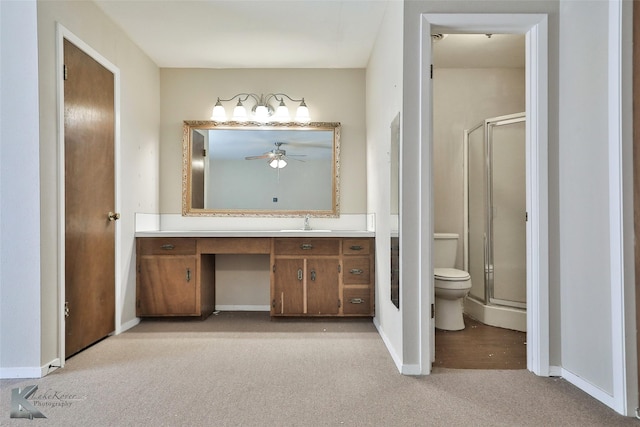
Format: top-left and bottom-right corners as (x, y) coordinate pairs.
(135, 230), (375, 238)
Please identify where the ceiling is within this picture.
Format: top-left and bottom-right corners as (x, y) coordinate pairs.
(94, 0), (390, 68)
(94, 1), (525, 69)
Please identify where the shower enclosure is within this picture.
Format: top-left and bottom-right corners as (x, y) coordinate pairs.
(463, 113), (526, 330)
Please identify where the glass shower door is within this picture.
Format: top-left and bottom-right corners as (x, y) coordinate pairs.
(465, 113), (526, 309)
(465, 123), (487, 302)
(488, 117), (526, 308)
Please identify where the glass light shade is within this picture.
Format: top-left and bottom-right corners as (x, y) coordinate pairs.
(232, 101), (248, 122)
(274, 101), (290, 123)
(254, 105), (270, 123)
(269, 158), (287, 169)
(295, 101), (310, 123)
(211, 104), (227, 121)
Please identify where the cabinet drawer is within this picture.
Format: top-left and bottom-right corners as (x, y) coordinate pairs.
(343, 258), (370, 284)
(343, 239), (371, 255)
(138, 238), (196, 255)
(274, 238), (340, 255)
(343, 288), (372, 315)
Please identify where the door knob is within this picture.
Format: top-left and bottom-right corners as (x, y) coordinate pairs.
(108, 211), (121, 221)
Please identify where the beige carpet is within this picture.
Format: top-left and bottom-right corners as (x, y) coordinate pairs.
(0, 312), (636, 426)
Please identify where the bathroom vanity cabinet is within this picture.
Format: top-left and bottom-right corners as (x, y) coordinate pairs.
(342, 239), (374, 315)
(136, 238), (215, 317)
(136, 236), (374, 319)
(272, 238), (341, 315)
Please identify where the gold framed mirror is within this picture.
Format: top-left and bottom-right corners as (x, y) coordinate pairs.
(182, 121), (341, 216)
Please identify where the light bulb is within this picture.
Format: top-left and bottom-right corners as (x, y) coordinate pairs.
(255, 105), (269, 123)
(211, 100), (227, 122)
(295, 99), (310, 123)
(275, 100), (290, 122)
(269, 158), (287, 168)
(232, 100), (247, 122)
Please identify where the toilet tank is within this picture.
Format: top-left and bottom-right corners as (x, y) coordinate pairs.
(434, 233), (459, 268)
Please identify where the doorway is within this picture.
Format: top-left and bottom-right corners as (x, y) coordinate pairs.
(432, 34), (527, 368)
(414, 14), (550, 376)
(62, 36), (118, 358)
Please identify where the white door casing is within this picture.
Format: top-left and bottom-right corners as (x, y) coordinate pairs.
(416, 13), (549, 376)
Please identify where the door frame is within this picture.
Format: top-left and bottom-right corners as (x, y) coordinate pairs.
(418, 14), (549, 375)
(55, 24), (121, 366)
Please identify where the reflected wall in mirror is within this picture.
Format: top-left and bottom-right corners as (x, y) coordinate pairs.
(390, 113), (400, 309)
(182, 121), (341, 216)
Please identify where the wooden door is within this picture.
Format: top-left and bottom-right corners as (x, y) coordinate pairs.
(306, 258), (339, 315)
(273, 258), (305, 314)
(64, 39), (116, 357)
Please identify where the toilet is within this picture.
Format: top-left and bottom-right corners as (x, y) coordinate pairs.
(434, 233), (472, 331)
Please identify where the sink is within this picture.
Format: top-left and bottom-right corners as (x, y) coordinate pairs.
(279, 229), (332, 232)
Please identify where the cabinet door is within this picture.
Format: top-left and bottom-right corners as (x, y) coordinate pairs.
(273, 258), (305, 315)
(307, 258), (340, 315)
(138, 255), (197, 315)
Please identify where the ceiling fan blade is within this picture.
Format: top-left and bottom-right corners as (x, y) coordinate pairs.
(281, 141), (331, 149)
(283, 155), (305, 162)
(244, 154), (271, 160)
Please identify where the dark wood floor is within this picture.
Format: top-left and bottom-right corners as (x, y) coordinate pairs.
(434, 315), (526, 370)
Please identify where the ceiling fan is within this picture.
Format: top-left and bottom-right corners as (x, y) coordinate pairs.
(244, 142), (305, 169)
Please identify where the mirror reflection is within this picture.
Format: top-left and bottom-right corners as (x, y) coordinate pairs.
(182, 121), (340, 216)
(390, 113), (400, 309)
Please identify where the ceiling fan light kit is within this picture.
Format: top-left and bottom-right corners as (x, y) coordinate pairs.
(211, 93), (311, 124)
(245, 141), (306, 170)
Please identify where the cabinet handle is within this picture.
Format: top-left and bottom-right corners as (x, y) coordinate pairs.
(186, 268), (191, 282)
(300, 243), (313, 250)
(350, 245), (363, 251)
(310, 270), (316, 281)
(161, 244), (175, 250)
(350, 298), (365, 304)
(349, 269), (364, 275)
(297, 268), (303, 281)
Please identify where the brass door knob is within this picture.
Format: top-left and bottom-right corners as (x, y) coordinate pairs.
(108, 211), (121, 221)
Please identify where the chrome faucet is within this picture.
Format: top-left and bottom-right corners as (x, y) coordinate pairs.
(303, 214), (311, 231)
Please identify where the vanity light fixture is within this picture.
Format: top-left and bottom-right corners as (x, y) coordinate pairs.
(211, 93), (311, 124)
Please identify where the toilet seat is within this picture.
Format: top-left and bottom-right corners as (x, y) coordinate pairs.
(434, 268), (471, 291)
(434, 267), (470, 281)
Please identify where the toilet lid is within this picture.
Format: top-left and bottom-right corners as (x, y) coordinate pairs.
(434, 267), (471, 281)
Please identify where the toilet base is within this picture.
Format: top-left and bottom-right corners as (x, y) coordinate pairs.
(435, 297), (465, 331)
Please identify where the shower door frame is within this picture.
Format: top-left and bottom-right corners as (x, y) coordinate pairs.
(464, 113), (527, 310)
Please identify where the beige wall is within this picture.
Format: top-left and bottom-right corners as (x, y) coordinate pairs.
(36, 0), (160, 364)
(159, 68), (367, 215)
(366, 1), (404, 370)
(433, 68), (525, 269)
(159, 69), (367, 308)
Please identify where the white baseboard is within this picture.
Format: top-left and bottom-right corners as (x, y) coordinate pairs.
(41, 358), (61, 377)
(561, 367), (616, 409)
(548, 365), (562, 377)
(373, 317), (405, 374)
(401, 364), (422, 375)
(215, 305), (270, 312)
(117, 317), (141, 334)
(1, 366), (44, 379)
